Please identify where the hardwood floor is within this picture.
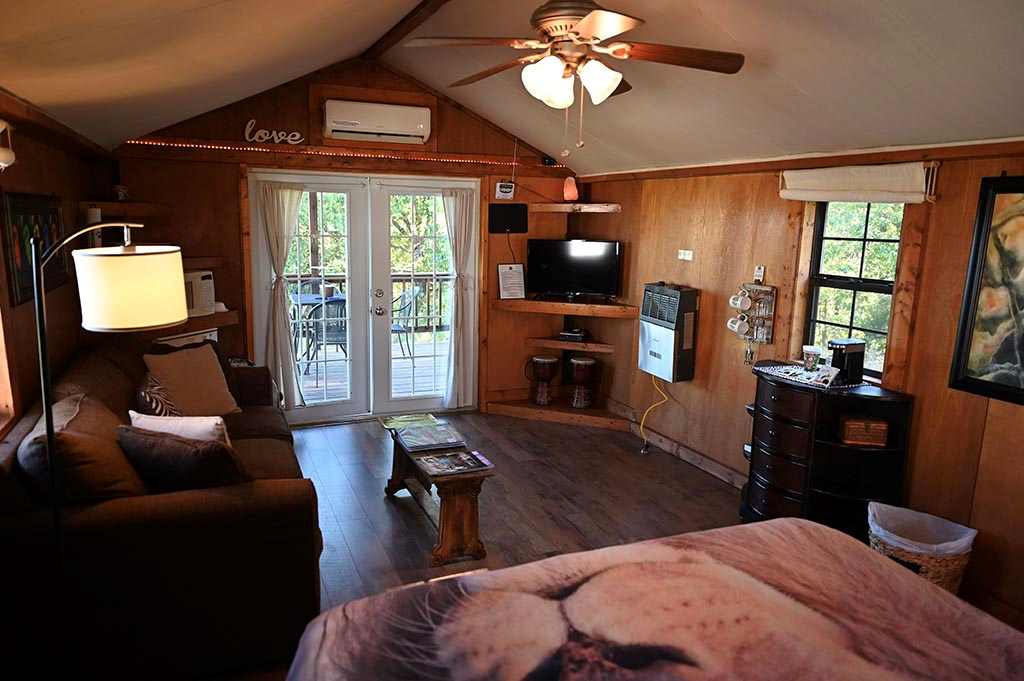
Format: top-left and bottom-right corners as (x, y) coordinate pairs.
(294, 412), (741, 611)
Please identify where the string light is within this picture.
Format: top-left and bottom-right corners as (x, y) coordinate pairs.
(123, 138), (566, 169)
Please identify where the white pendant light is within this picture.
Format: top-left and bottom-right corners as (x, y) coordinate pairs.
(521, 55), (575, 109)
(578, 59), (623, 105)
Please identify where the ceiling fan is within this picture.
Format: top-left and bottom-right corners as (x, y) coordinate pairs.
(405, 0), (745, 109)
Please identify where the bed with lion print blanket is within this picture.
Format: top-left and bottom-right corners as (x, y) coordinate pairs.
(287, 519), (1023, 680)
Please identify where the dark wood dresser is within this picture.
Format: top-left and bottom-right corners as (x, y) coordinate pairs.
(741, 360), (913, 541)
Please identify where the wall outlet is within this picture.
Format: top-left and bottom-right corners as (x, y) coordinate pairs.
(678, 249), (694, 261)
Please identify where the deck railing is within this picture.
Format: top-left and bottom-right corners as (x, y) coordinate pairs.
(285, 272), (453, 332)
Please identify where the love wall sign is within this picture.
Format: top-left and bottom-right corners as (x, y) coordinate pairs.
(243, 119), (305, 145)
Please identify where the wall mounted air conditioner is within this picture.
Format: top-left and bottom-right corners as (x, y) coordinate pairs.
(324, 100), (431, 144)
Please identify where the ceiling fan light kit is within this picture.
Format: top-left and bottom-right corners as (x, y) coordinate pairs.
(407, 0), (744, 152)
(577, 58), (622, 105)
(522, 55), (576, 109)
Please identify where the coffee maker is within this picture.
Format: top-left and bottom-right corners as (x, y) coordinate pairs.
(828, 338), (865, 385)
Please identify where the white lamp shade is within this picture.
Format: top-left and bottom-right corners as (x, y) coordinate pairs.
(579, 59), (623, 105)
(521, 55), (575, 109)
(72, 245), (187, 332)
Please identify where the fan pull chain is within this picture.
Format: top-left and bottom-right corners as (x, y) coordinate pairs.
(560, 107), (571, 158)
(576, 78), (585, 149)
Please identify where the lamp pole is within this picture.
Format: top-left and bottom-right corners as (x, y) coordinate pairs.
(30, 222), (143, 567)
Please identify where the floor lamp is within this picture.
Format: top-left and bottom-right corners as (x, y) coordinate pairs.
(31, 222), (187, 561)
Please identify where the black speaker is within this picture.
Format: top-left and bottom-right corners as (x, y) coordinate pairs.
(488, 203), (528, 233)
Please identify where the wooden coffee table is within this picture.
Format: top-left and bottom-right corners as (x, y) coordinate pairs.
(384, 434), (493, 566)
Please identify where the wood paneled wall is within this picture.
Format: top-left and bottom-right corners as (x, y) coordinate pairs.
(575, 152), (1024, 628)
(0, 134), (112, 426)
(117, 58), (565, 358)
(902, 155), (1024, 627)
(571, 174), (804, 474)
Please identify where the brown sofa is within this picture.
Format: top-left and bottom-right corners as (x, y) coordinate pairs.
(0, 344), (321, 678)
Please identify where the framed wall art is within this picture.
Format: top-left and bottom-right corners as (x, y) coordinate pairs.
(950, 175), (1024, 404)
(1, 191), (67, 306)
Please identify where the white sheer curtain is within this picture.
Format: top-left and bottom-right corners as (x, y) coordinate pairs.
(441, 188), (478, 409)
(257, 181), (306, 409)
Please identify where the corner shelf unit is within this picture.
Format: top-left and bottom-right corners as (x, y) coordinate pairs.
(489, 297), (636, 431)
(487, 399), (630, 432)
(494, 299), (638, 318)
(526, 338), (615, 354)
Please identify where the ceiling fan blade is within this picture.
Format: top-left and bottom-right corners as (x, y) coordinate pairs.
(449, 54), (545, 87)
(610, 78), (632, 98)
(618, 42), (744, 74)
(571, 9), (643, 42)
(405, 37), (547, 49)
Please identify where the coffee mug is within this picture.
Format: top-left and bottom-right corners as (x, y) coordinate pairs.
(729, 291), (752, 311)
(727, 314), (750, 335)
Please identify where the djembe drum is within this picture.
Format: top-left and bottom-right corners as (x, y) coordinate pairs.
(525, 355), (560, 406)
(569, 356), (598, 409)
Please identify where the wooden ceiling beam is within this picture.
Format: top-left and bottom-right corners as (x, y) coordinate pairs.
(363, 0), (453, 60)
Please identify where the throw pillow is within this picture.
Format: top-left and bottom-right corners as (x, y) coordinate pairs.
(17, 394), (147, 502)
(117, 426), (249, 493)
(128, 411), (232, 447)
(146, 339), (240, 400)
(135, 373), (181, 417)
(143, 343), (241, 416)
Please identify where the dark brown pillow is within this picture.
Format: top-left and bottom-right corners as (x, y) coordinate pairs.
(17, 394), (147, 502)
(117, 426), (250, 493)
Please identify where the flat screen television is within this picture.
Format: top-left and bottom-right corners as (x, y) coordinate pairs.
(526, 239), (621, 298)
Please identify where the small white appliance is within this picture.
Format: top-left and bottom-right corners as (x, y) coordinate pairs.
(184, 270), (216, 317)
(324, 100), (431, 144)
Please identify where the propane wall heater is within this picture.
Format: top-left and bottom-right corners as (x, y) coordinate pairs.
(638, 282), (698, 383)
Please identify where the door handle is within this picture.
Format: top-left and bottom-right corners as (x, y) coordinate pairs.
(373, 306), (386, 316)
(374, 288), (385, 298)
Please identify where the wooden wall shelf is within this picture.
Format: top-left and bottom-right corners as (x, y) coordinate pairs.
(529, 203), (622, 214)
(182, 256), (227, 270)
(488, 399), (630, 432)
(526, 338), (615, 354)
(494, 299), (638, 319)
(79, 201), (165, 218)
(169, 310), (240, 335)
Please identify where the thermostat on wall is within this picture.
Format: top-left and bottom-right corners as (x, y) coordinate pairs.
(495, 181), (516, 200)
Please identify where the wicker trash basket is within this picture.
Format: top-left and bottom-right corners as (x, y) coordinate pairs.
(867, 502), (977, 594)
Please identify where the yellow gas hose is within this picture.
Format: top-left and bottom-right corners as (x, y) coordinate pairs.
(638, 373), (669, 453)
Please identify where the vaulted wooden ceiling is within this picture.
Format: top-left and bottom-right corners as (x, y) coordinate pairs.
(3, 0), (1023, 176)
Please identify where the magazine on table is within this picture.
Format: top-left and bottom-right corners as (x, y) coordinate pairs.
(416, 451), (493, 477)
(379, 413), (439, 430)
(395, 423), (466, 452)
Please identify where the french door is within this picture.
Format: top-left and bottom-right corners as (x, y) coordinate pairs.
(370, 182), (456, 414)
(250, 171), (475, 424)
